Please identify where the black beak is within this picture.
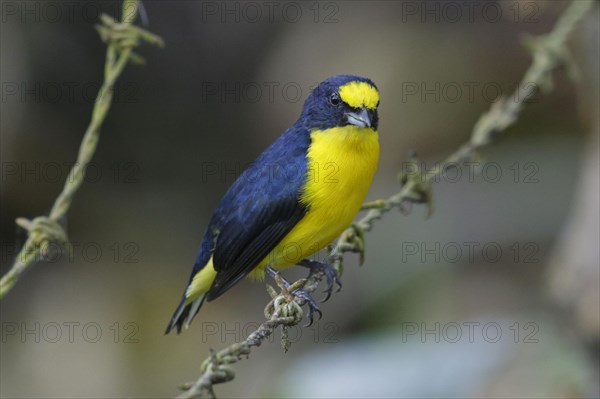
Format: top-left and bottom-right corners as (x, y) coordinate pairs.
(345, 107), (371, 128)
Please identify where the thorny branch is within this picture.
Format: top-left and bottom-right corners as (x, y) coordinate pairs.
(177, 2), (595, 398)
(0, 0), (164, 299)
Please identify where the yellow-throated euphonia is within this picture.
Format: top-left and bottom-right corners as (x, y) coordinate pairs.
(166, 75), (380, 334)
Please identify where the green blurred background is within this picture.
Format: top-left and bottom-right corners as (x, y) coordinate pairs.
(1, 1), (598, 398)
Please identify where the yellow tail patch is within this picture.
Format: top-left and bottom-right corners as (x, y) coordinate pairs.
(185, 256), (217, 303)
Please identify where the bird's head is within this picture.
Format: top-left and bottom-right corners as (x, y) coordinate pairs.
(301, 75), (379, 131)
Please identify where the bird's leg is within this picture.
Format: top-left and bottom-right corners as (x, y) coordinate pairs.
(297, 259), (342, 302)
(265, 266), (322, 326)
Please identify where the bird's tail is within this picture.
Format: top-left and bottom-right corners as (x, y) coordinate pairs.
(165, 294), (206, 335)
(165, 256), (217, 334)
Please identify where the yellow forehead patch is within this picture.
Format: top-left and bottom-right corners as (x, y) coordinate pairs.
(338, 81), (379, 110)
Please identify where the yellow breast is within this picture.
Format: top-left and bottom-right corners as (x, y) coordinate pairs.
(250, 126), (379, 278)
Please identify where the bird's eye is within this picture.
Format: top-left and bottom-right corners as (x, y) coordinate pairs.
(329, 93), (341, 106)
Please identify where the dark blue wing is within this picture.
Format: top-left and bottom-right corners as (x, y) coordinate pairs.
(194, 125), (311, 301)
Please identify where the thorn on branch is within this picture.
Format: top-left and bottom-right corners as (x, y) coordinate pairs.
(397, 151), (434, 216)
(96, 13), (164, 64)
(360, 199), (387, 210)
(17, 216), (70, 253)
(336, 223), (366, 265)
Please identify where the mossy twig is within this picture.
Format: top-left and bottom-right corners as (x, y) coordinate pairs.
(0, 0), (164, 299)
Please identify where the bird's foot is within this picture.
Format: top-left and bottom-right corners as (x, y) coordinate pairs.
(266, 266), (322, 327)
(298, 259), (342, 302)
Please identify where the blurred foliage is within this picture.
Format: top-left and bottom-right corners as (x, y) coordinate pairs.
(1, 1), (598, 398)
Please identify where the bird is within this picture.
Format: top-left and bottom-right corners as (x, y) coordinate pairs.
(166, 74), (380, 334)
